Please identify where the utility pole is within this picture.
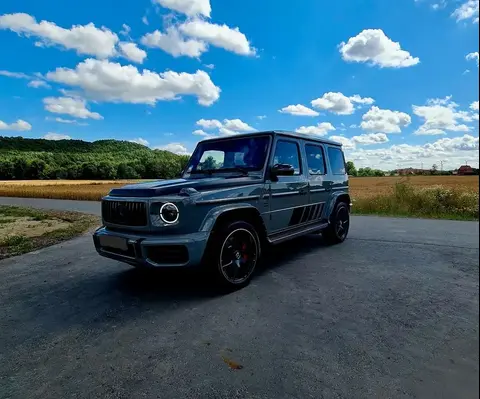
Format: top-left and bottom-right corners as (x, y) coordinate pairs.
(440, 160), (444, 172)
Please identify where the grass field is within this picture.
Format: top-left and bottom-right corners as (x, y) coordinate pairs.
(0, 176), (478, 220)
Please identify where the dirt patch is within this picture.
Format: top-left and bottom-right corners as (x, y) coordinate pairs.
(0, 205), (100, 260)
(0, 216), (72, 238)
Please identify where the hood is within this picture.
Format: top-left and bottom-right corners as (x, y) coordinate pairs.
(107, 176), (263, 198)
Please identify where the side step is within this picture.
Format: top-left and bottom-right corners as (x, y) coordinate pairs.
(267, 221), (329, 245)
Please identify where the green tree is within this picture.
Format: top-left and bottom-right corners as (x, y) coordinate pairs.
(346, 161), (357, 176)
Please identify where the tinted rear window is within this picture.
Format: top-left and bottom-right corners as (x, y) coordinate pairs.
(327, 147), (346, 175)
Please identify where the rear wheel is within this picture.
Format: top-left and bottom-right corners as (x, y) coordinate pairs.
(322, 201), (350, 244)
(203, 221), (261, 291)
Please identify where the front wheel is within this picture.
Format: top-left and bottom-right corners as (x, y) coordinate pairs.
(203, 221), (261, 291)
(322, 202), (350, 244)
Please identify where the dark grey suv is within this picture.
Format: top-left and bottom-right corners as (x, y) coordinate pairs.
(93, 130), (351, 289)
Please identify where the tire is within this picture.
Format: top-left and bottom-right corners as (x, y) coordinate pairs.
(322, 201), (350, 244)
(203, 220), (261, 291)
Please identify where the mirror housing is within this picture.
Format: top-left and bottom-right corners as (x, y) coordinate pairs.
(270, 163), (295, 180)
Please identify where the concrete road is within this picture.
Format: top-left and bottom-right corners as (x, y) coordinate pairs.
(0, 197), (478, 399)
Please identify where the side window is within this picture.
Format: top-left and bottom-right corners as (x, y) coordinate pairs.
(272, 140), (301, 175)
(327, 146), (346, 175)
(305, 144), (326, 175)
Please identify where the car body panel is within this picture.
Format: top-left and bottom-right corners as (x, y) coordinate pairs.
(93, 130), (350, 268)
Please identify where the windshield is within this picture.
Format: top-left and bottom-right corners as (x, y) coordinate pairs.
(183, 135), (270, 177)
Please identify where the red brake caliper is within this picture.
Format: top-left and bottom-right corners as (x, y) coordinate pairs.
(242, 243), (248, 262)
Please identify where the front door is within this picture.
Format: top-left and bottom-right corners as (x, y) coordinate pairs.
(266, 138), (309, 233)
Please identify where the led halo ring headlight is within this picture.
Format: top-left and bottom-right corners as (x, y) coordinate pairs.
(159, 202), (179, 224)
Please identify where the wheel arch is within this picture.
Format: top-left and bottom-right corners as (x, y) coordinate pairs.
(325, 191), (351, 220)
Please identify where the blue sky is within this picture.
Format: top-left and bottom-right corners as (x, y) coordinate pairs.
(0, 0), (478, 169)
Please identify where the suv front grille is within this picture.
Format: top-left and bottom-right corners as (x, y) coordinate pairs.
(102, 200), (148, 226)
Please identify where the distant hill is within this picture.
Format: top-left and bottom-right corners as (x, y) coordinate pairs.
(0, 136), (190, 180)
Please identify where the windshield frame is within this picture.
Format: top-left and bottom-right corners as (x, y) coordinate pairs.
(182, 134), (273, 179)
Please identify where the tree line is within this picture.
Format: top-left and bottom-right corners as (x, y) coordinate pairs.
(0, 137), (189, 180)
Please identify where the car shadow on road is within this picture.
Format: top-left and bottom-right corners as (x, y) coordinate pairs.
(112, 233), (328, 300)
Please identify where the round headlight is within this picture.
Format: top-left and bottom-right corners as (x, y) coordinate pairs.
(159, 202), (179, 224)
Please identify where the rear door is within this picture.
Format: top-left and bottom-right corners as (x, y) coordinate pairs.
(266, 137), (309, 233)
(304, 142), (331, 222)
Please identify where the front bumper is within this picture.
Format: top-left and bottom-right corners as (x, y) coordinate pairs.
(93, 226), (210, 268)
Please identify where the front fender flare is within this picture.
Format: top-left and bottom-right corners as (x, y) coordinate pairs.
(199, 203), (262, 233)
(324, 190), (351, 220)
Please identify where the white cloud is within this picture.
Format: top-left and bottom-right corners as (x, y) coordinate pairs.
(295, 122), (336, 136)
(196, 119), (223, 129)
(0, 70), (30, 79)
(155, 142), (190, 155)
(222, 118), (255, 132)
(311, 92), (374, 115)
(142, 16), (149, 26)
(141, 27), (207, 58)
(27, 79), (51, 89)
(204, 63), (215, 69)
(119, 24), (131, 38)
(43, 132), (71, 140)
(329, 135), (356, 150)
(46, 58), (221, 107)
(118, 42), (147, 63)
(279, 104), (319, 116)
(413, 96), (473, 135)
(360, 106), (411, 134)
(257, 115), (267, 120)
(471, 101), (479, 111)
(466, 51), (479, 67)
(129, 137), (149, 146)
(46, 117), (88, 125)
(0, 119), (32, 131)
(154, 0), (211, 17)
(345, 134), (479, 170)
(179, 19), (256, 56)
(193, 129), (215, 139)
(339, 29), (420, 68)
(0, 13), (118, 59)
(194, 118), (255, 138)
(43, 96), (103, 120)
(452, 0), (479, 23)
(352, 133), (389, 145)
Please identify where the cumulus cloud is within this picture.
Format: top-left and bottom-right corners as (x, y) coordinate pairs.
(0, 119), (32, 131)
(311, 92), (375, 115)
(141, 27), (207, 58)
(345, 134), (479, 170)
(193, 129), (215, 139)
(452, 0), (479, 23)
(118, 42), (147, 64)
(43, 132), (71, 140)
(279, 104), (319, 116)
(154, 0), (211, 17)
(45, 58), (221, 107)
(466, 51), (479, 67)
(329, 135), (356, 150)
(179, 19), (256, 56)
(194, 118), (255, 138)
(43, 96), (103, 120)
(352, 133), (389, 145)
(295, 122), (336, 136)
(339, 29), (420, 68)
(155, 142), (190, 155)
(0, 13), (146, 63)
(413, 96), (474, 135)
(360, 106), (411, 134)
(46, 117), (88, 125)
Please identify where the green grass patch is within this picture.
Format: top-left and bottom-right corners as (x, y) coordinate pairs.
(0, 205), (100, 260)
(352, 182), (479, 221)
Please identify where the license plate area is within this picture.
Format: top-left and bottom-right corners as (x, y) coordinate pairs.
(99, 235), (128, 251)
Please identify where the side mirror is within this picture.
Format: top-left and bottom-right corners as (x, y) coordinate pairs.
(270, 163), (295, 180)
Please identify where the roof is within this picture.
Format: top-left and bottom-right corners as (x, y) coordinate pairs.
(198, 130), (343, 147)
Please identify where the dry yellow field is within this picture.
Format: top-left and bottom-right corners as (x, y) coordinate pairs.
(0, 176), (478, 202)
